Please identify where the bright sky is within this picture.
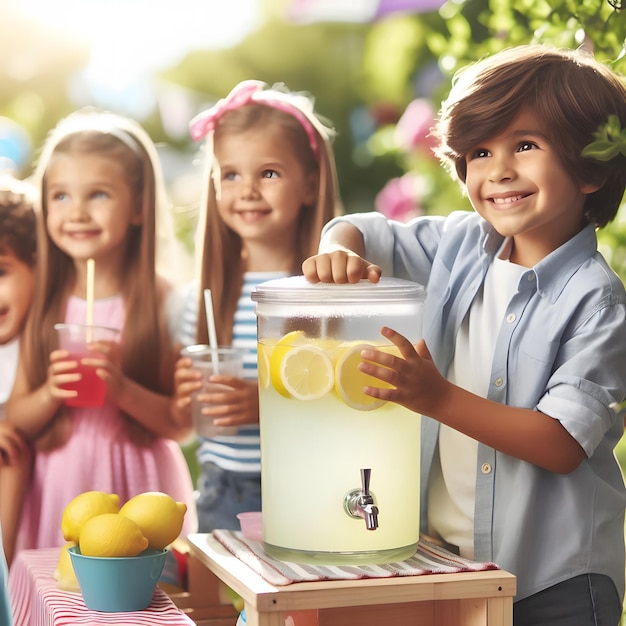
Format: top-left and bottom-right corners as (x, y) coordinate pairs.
(9, 0), (261, 118)
(13, 0), (261, 80)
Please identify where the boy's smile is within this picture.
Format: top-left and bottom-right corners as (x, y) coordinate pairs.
(464, 109), (599, 266)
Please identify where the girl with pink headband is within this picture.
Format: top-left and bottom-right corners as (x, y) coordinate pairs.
(172, 80), (342, 532)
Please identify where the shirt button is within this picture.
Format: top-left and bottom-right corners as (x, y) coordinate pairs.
(506, 313), (516, 323)
(527, 273), (535, 282)
(494, 377), (504, 387)
(481, 463), (492, 474)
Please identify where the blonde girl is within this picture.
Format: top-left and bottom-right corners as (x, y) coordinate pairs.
(7, 108), (195, 551)
(173, 80), (340, 531)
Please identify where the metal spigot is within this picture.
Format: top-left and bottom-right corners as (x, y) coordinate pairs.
(344, 468), (379, 530)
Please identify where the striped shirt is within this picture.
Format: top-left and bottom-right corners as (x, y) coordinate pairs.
(172, 272), (286, 473)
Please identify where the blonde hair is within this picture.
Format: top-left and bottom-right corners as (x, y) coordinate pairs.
(193, 84), (341, 345)
(24, 108), (175, 449)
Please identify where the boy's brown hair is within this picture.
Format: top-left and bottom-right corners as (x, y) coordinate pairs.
(433, 45), (626, 228)
(0, 177), (36, 266)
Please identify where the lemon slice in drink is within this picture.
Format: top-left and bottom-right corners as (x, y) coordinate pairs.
(335, 343), (390, 411)
(269, 330), (305, 397)
(275, 345), (334, 400)
(269, 331), (334, 400)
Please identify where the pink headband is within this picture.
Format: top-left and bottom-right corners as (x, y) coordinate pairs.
(189, 80), (320, 160)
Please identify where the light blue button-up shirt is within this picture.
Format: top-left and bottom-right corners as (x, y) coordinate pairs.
(323, 210), (626, 602)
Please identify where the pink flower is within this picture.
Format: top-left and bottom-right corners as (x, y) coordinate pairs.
(375, 173), (423, 222)
(394, 98), (438, 154)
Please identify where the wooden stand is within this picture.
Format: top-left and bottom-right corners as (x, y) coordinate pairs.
(187, 533), (516, 626)
(165, 541), (240, 625)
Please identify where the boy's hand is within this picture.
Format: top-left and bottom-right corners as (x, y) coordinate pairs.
(358, 327), (449, 417)
(302, 249), (382, 284)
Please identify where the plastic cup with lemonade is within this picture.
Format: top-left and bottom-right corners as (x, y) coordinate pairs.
(54, 323), (120, 408)
(181, 345), (245, 437)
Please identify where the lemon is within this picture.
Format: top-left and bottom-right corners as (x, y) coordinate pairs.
(79, 513), (149, 557)
(61, 490), (120, 543)
(279, 345), (334, 400)
(268, 331), (305, 397)
(269, 333), (334, 401)
(334, 343), (392, 411)
(119, 491), (187, 549)
(53, 542), (80, 592)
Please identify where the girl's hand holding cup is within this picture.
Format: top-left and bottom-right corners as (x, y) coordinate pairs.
(53, 324), (121, 408)
(172, 355), (202, 428)
(179, 345), (248, 437)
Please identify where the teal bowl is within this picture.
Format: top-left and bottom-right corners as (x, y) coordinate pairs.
(68, 546), (167, 612)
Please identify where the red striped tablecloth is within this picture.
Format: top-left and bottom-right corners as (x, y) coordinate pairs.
(212, 530), (499, 586)
(9, 547), (195, 626)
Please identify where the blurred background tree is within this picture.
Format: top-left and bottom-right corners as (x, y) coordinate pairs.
(356, 0), (626, 279)
(0, 0), (624, 277)
(157, 0), (626, 279)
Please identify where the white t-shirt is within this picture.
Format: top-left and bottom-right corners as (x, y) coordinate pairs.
(427, 241), (524, 557)
(0, 338), (19, 420)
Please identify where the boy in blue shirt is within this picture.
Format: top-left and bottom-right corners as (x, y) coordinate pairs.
(303, 45), (626, 626)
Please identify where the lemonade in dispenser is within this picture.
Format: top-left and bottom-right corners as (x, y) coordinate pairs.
(252, 276), (426, 564)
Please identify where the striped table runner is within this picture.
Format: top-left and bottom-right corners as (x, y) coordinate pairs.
(212, 530), (498, 586)
(9, 547), (195, 626)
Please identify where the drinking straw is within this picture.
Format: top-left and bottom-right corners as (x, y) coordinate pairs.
(85, 258), (95, 341)
(203, 289), (220, 375)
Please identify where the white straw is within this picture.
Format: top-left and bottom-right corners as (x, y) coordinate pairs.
(85, 258), (95, 341)
(203, 289), (220, 375)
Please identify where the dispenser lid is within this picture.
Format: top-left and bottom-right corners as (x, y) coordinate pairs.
(251, 275), (425, 304)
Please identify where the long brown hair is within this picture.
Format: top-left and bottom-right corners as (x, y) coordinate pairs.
(23, 108), (176, 449)
(193, 89), (341, 345)
(433, 45), (626, 228)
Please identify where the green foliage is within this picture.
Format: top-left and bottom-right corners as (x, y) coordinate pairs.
(361, 16), (434, 104)
(582, 115), (626, 160)
(368, 0), (626, 281)
(428, 0), (626, 73)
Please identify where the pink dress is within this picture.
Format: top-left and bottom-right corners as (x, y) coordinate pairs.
(16, 295), (196, 551)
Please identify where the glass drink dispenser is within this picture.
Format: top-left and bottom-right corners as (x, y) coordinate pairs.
(252, 276), (426, 564)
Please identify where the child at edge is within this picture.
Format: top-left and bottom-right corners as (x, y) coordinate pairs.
(302, 45), (626, 626)
(6, 109), (196, 553)
(0, 176), (35, 626)
(171, 80), (340, 531)
(0, 177), (35, 569)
